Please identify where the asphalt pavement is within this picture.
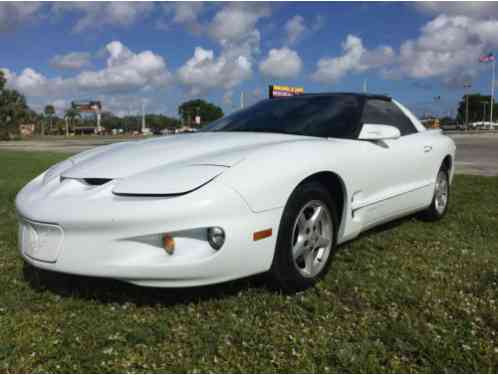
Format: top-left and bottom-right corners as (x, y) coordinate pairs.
(449, 133), (498, 176)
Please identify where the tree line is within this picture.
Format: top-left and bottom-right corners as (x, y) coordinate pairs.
(456, 94), (498, 124)
(39, 105), (183, 135)
(0, 70), (36, 140)
(1, 70), (225, 139)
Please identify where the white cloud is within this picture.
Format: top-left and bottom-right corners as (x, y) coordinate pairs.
(363, 46), (396, 68)
(170, 2), (203, 24)
(308, 13), (498, 86)
(284, 14), (325, 46)
(259, 47), (303, 79)
(2, 68), (54, 97)
(176, 3), (269, 95)
(312, 35), (394, 83)
(414, 2), (498, 19)
(177, 47), (252, 95)
(96, 94), (149, 117)
(207, 3), (270, 44)
(396, 15), (498, 80)
(3, 41), (171, 99)
(50, 52), (92, 70)
(76, 41), (171, 93)
(158, 2), (205, 33)
(0, 2), (43, 31)
(285, 15), (306, 45)
(225, 28), (262, 60)
(53, 2), (154, 32)
(52, 99), (68, 115)
(312, 35), (365, 83)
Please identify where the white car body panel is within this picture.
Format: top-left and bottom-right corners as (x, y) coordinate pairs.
(16, 97), (456, 287)
(112, 165), (227, 196)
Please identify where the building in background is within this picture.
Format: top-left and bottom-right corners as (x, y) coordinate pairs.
(19, 123), (35, 137)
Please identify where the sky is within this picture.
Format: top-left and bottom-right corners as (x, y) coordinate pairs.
(1, 1), (498, 118)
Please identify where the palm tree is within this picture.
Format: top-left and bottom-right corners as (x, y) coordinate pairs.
(43, 104), (55, 135)
(64, 107), (80, 136)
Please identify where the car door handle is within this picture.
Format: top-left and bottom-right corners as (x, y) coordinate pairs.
(424, 145), (433, 153)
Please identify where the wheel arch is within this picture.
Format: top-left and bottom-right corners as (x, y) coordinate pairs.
(442, 154), (452, 172)
(441, 154), (454, 184)
(297, 171), (348, 234)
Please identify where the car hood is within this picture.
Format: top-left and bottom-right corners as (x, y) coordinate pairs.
(59, 132), (313, 195)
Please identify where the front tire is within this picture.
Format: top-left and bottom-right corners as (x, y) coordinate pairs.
(419, 167), (450, 221)
(269, 181), (338, 292)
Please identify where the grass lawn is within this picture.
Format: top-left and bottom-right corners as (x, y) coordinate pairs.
(0, 150), (497, 373)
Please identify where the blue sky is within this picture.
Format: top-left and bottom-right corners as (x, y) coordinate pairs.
(1, 2), (498, 118)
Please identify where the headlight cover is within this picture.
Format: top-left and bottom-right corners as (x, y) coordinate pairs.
(112, 164), (227, 196)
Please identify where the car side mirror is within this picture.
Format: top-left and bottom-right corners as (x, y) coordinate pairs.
(358, 123), (401, 141)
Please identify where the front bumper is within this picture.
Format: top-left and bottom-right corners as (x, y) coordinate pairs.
(16, 174), (282, 287)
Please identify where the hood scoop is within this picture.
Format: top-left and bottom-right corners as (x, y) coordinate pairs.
(83, 178), (113, 186)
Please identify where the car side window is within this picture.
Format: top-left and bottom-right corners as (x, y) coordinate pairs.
(361, 99), (418, 136)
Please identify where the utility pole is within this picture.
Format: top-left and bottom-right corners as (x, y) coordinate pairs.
(363, 78), (368, 93)
(464, 81), (472, 128)
(491, 58), (495, 123)
(240, 91), (245, 109)
(141, 100), (146, 133)
(466, 95), (470, 127)
(481, 101), (488, 122)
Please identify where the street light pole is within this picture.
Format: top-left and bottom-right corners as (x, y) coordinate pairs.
(433, 96), (441, 118)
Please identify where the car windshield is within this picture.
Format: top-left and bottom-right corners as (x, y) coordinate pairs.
(201, 94), (363, 138)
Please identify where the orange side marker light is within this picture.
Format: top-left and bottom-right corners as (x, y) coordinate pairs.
(253, 228), (272, 241)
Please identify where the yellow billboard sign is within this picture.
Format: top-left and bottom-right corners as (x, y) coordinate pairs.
(269, 85), (304, 98)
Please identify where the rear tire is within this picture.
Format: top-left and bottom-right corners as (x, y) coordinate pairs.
(419, 166), (450, 221)
(269, 181), (338, 292)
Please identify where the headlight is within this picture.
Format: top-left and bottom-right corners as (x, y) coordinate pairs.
(207, 227), (225, 250)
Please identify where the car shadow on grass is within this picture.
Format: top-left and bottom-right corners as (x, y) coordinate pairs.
(21, 214), (418, 307)
(22, 262), (270, 307)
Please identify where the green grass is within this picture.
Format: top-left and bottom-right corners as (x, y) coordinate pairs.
(0, 150), (497, 373)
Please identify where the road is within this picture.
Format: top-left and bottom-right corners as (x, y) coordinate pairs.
(449, 133), (498, 176)
(0, 136), (139, 153)
(0, 133), (497, 176)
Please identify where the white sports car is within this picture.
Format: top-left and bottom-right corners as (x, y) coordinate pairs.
(16, 93), (456, 291)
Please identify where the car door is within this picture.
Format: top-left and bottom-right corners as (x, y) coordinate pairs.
(352, 98), (434, 230)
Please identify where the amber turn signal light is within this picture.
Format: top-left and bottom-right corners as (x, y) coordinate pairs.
(253, 228), (272, 241)
(163, 234), (175, 255)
